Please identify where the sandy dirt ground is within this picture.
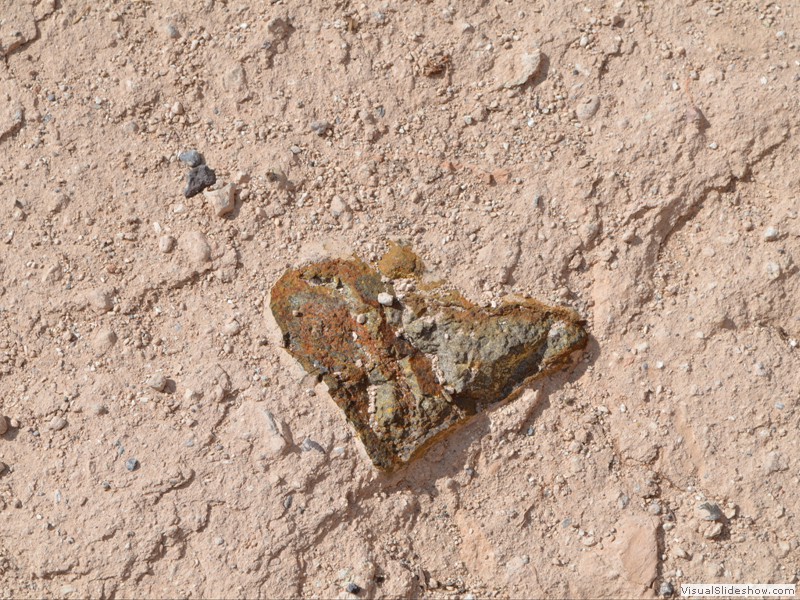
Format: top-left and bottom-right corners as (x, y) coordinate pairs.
(1, 0), (799, 598)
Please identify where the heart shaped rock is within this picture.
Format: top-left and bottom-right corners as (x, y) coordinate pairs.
(270, 246), (587, 471)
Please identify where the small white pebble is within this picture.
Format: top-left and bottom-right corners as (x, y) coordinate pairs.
(159, 235), (176, 253)
(763, 226), (779, 241)
(222, 320), (242, 336)
(765, 261), (782, 280)
(708, 142), (718, 150)
(377, 292), (394, 306)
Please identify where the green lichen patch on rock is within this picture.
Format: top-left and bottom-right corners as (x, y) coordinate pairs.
(270, 252), (587, 471)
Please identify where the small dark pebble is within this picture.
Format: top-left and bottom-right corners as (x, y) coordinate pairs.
(283, 494), (293, 509)
(659, 581), (674, 597)
(125, 458), (140, 472)
(698, 501), (724, 522)
(346, 582), (361, 595)
(101, 481), (111, 491)
(178, 149), (205, 167)
(183, 165), (216, 198)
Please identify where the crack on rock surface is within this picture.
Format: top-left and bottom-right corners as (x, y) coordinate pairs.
(270, 247), (587, 471)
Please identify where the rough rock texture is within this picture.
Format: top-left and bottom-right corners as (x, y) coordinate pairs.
(183, 164), (216, 198)
(270, 253), (586, 470)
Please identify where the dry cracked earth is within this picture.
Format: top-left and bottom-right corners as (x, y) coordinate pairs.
(0, 0), (799, 598)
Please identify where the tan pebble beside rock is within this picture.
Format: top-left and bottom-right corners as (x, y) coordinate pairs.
(204, 183), (236, 217)
(576, 95), (601, 121)
(92, 328), (117, 354)
(222, 320), (241, 336)
(146, 374), (168, 392)
(159, 235), (176, 253)
(496, 48), (543, 89)
(183, 231), (212, 265)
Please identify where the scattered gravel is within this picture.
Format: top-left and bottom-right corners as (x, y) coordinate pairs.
(0, 4), (795, 598)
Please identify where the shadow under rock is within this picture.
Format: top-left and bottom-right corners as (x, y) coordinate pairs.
(374, 331), (601, 495)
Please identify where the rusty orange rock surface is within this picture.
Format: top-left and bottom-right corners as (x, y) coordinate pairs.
(270, 250), (587, 471)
